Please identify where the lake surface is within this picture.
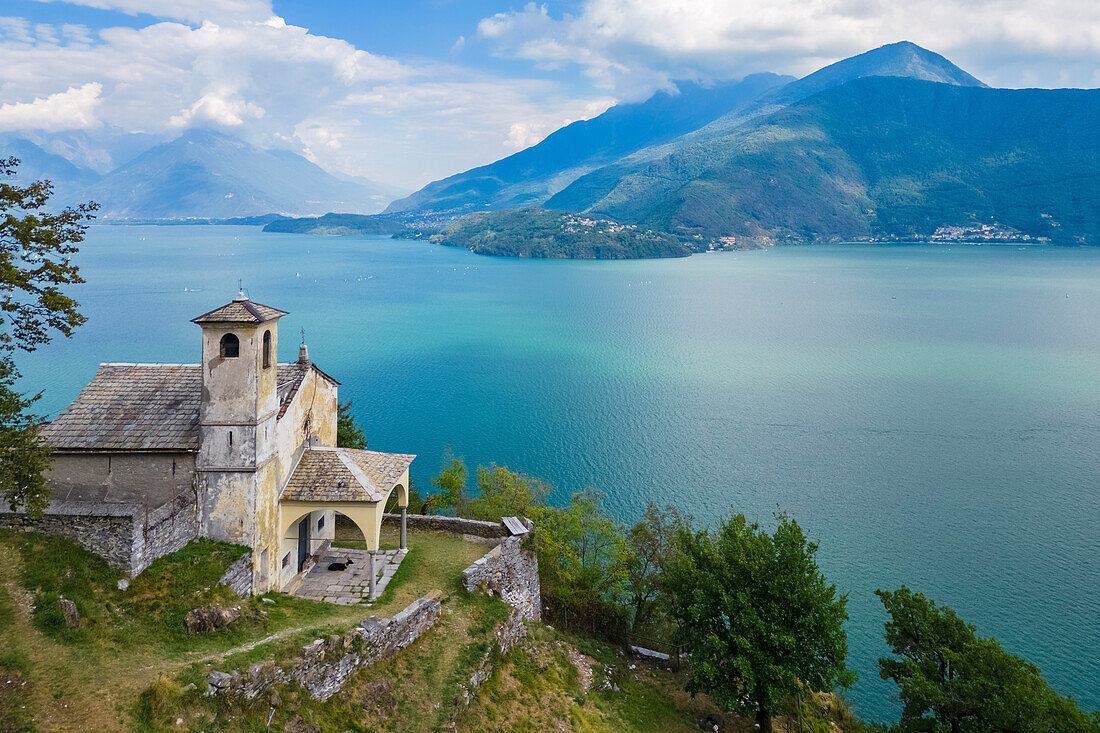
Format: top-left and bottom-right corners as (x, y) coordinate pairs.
(18, 225), (1100, 720)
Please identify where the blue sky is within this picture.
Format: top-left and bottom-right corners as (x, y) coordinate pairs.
(0, 0), (1096, 188)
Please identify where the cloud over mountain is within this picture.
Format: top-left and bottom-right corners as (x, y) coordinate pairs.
(478, 0), (1100, 95)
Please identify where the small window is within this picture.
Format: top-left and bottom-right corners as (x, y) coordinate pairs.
(282, 552), (290, 569)
(317, 515), (325, 530)
(220, 333), (240, 358)
(262, 330), (272, 369)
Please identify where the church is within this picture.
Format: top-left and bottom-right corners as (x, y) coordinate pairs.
(5, 292), (414, 596)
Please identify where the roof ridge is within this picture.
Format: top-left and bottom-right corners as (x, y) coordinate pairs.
(334, 448), (383, 501)
(240, 299), (265, 321)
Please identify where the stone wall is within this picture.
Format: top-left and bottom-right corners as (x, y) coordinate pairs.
(0, 501), (136, 571)
(206, 590), (443, 701)
(382, 512), (508, 539)
(218, 552), (253, 596)
(133, 490), (199, 574)
(459, 603), (529, 707)
(0, 488), (198, 576)
(204, 516), (543, 707)
(461, 534), (541, 621)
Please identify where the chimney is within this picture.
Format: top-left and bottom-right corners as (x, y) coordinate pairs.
(298, 343), (310, 365)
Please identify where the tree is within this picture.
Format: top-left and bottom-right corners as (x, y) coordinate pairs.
(335, 399), (367, 449)
(467, 463), (550, 522)
(529, 490), (632, 634)
(664, 513), (853, 732)
(425, 450), (468, 515)
(0, 157), (96, 514)
(624, 502), (691, 633)
(877, 587), (1100, 733)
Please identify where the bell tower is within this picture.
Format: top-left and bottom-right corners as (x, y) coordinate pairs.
(191, 291), (287, 546)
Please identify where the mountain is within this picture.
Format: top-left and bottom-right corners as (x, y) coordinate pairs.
(85, 129), (405, 220)
(384, 41), (1097, 249)
(383, 72), (792, 214)
(0, 138), (101, 205)
(554, 77), (1098, 243)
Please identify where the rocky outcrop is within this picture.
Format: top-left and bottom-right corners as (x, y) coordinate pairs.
(185, 603), (241, 633)
(58, 596), (80, 628)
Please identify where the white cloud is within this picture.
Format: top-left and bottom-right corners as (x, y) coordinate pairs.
(0, 82), (103, 131)
(0, 10), (611, 188)
(33, 0), (274, 25)
(478, 0), (1100, 94)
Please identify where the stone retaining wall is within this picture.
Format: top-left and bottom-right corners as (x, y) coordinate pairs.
(206, 590), (443, 701)
(461, 534), (541, 621)
(133, 490), (199, 574)
(0, 502), (136, 570)
(459, 603), (529, 707)
(218, 552), (253, 596)
(382, 512), (507, 539)
(0, 489), (198, 576)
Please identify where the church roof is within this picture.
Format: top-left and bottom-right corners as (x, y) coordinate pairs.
(191, 297), (287, 324)
(282, 447), (415, 503)
(41, 362), (335, 451)
(41, 364), (203, 451)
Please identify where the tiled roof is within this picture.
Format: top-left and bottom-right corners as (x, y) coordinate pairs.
(282, 447), (414, 503)
(40, 364), (202, 450)
(275, 362), (340, 419)
(191, 298), (287, 324)
(42, 362), (334, 451)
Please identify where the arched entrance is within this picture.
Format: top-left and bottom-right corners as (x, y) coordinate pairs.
(278, 485), (409, 600)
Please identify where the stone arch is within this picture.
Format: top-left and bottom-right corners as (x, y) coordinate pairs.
(280, 501), (386, 553)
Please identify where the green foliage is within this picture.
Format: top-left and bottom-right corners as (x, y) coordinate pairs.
(530, 491), (633, 636)
(663, 514), (852, 731)
(0, 358), (52, 515)
(624, 502), (691, 633)
(335, 399), (367, 449)
(433, 208), (692, 259)
(467, 464), (551, 522)
(425, 450), (469, 515)
(877, 587), (1100, 733)
(0, 157), (96, 515)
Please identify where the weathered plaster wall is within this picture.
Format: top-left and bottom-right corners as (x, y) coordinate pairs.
(200, 471), (256, 546)
(273, 368), (338, 488)
(45, 452), (196, 506)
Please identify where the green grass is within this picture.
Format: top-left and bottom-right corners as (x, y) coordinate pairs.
(0, 526), (487, 731)
(0, 580), (36, 733)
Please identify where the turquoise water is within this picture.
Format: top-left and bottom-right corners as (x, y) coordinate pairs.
(17, 225), (1100, 720)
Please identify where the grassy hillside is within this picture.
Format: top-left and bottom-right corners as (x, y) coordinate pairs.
(0, 528), (861, 732)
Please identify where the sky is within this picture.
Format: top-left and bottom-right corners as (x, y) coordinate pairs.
(0, 0), (1097, 189)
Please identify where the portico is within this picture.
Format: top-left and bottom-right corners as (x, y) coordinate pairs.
(278, 446), (414, 598)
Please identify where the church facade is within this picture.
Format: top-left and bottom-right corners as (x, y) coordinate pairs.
(3, 293), (413, 595)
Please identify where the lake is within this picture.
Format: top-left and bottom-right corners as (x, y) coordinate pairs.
(17, 225), (1100, 721)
